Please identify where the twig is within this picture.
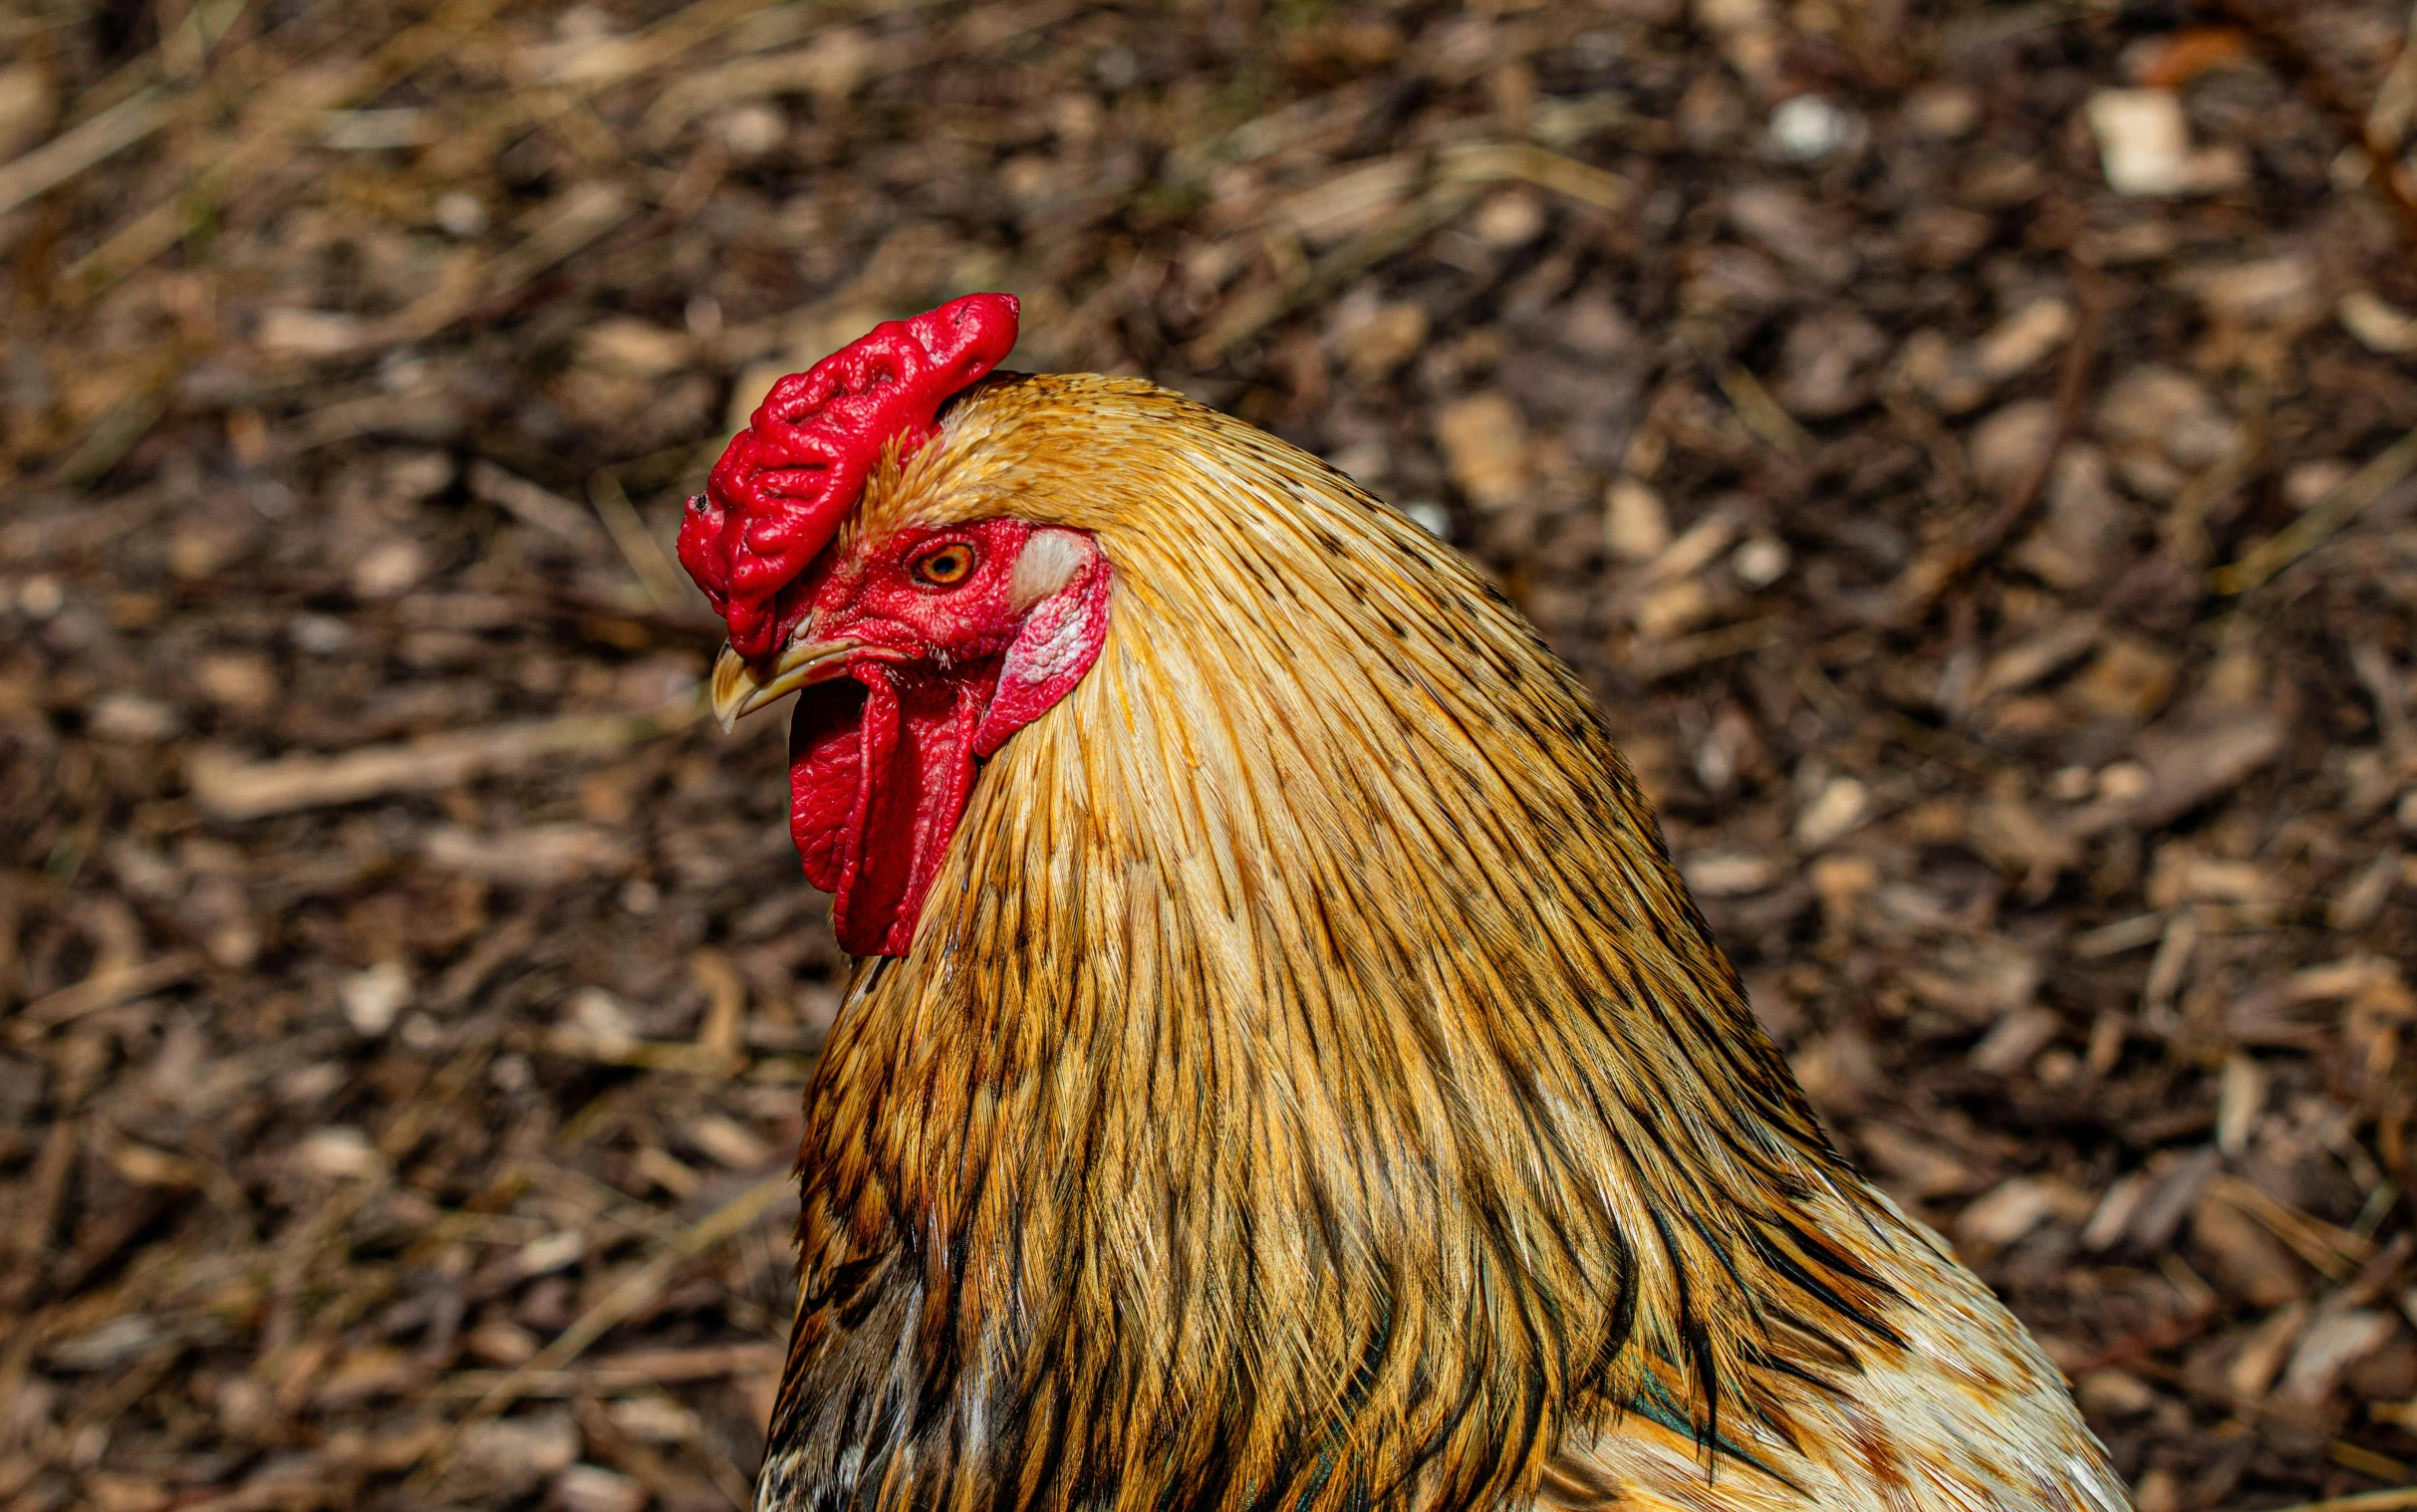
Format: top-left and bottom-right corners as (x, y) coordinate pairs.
(62, 0), (514, 293)
(539, 1027), (745, 1077)
(1181, 140), (1632, 365)
(1710, 359), (1813, 459)
(2071, 912), (2171, 958)
(508, 1171), (791, 1389)
(589, 471), (691, 612)
(2204, 1172), (2376, 1280)
(690, 948), (748, 1061)
(1, 1122), (79, 1310)
(447, 0), (822, 169)
(465, 460), (609, 546)
(2250, 1490), (2417, 1512)
(1885, 249), (2104, 627)
(1184, 186), (1477, 365)
(2204, 0), (2417, 254)
(363, 182), (636, 348)
(0, 0), (258, 215)
(0, 89), (169, 219)
(2117, 1346), (2412, 1494)
(47, 374), (173, 488)
(12, 953), (203, 1034)
(404, 1172), (794, 1492)
(2168, 395), (2267, 566)
(2372, 2), (2417, 148)
(643, 18), (921, 146)
(1635, 618), (1788, 681)
(2211, 424), (2417, 594)
(1435, 139), (1632, 214)
(429, 1343), (781, 1396)
(185, 690), (704, 821)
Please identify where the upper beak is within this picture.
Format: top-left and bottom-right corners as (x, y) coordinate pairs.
(710, 636), (860, 732)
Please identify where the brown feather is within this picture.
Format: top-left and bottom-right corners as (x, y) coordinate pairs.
(758, 375), (2131, 1512)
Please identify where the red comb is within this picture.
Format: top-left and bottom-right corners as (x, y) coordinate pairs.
(677, 293), (1020, 658)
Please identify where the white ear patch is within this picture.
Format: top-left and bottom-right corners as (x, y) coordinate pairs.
(1008, 528), (1092, 612)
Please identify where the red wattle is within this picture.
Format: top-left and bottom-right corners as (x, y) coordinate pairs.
(790, 662), (996, 957)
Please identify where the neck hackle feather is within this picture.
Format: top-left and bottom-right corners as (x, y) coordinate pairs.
(760, 375), (2132, 1512)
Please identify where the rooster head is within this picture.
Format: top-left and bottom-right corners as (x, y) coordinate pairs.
(680, 294), (1112, 958)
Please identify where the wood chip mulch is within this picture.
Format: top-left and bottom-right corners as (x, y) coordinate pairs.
(5, 2), (2417, 1508)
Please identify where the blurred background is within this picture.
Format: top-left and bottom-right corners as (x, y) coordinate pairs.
(3, 0), (2417, 1507)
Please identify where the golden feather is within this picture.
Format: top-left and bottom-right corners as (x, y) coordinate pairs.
(758, 375), (2132, 1512)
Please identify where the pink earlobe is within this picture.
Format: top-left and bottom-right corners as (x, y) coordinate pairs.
(972, 552), (1112, 758)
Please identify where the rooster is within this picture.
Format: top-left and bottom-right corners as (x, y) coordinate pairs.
(679, 295), (2133, 1512)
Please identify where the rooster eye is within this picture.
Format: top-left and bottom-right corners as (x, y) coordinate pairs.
(913, 543), (975, 587)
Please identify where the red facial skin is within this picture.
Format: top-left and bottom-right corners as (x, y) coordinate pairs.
(779, 518), (1110, 957)
(675, 294), (1100, 957)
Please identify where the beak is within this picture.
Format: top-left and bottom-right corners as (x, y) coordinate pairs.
(710, 636), (861, 732)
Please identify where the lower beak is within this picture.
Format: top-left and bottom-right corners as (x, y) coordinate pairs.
(710, 636), (860, 732)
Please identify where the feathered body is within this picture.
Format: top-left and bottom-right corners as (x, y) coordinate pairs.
(734, 373), (2131, 1512)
